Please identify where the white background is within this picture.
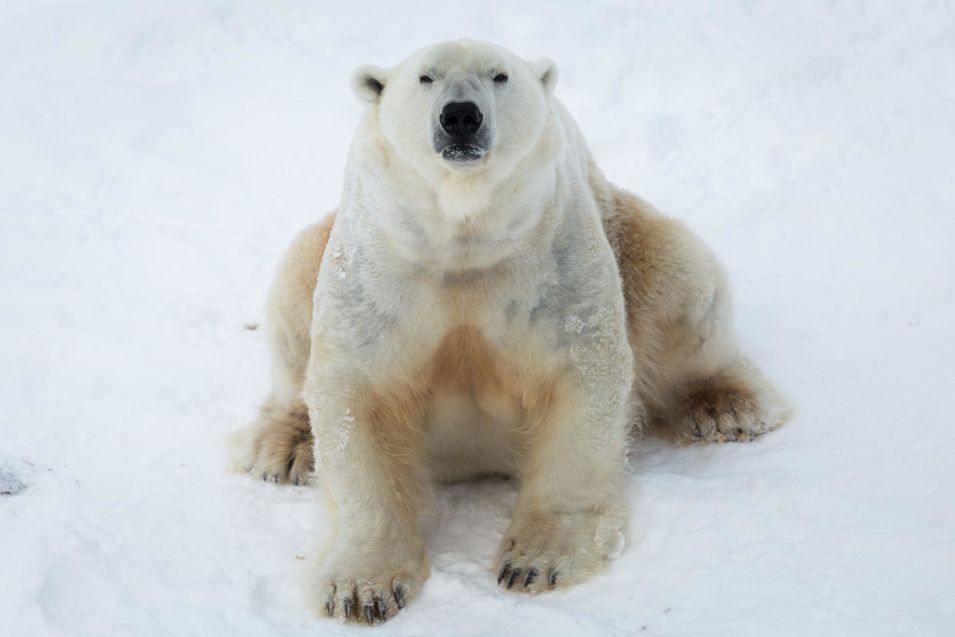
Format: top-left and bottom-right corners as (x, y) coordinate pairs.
(1, 1), (953, 635)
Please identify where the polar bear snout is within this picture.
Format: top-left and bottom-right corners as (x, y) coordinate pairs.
(440, 101), (483, 137)
(431, 75), (493, 165)
(436, 100), (489, 163)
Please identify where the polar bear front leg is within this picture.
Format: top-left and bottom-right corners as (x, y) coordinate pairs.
(307, 374), (431, 624)
(496, 352), (633, 593)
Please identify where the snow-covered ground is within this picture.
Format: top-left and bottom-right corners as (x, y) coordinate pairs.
(2, 1), (953, 635)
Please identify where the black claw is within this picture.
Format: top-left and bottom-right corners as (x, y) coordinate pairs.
(524, 568), (539, 587)
(548, 570), (559, 588)
(506, 568), (522, 589)
(393, 584), (406, 609)
(343, 597), (354, 620)
(364, 605), (375, 624)
(374, 596), (387, 619)
(325, 594), (335, 616)
(497, 563), (512, 585)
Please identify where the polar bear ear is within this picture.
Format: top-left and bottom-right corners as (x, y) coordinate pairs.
(533, 58), (558, 95)
(351, 65), (387, 105)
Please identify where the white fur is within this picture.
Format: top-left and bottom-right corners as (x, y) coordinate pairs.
(236, 39), (789, 624)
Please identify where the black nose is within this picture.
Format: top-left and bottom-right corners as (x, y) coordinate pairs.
(440, 101), (483, 137)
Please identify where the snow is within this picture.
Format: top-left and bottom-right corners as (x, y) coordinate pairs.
(1, 0), (953, 635)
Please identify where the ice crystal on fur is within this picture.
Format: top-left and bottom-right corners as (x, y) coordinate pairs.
(564, 314), (585, 334)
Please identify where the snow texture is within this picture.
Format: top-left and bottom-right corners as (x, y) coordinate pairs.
(1, 1), (953, 635)
(0, 463), (27, 496)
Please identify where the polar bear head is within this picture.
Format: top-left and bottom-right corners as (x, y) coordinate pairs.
(350, 40), (559, 217)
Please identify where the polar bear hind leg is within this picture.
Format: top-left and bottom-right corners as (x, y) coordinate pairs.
(599, 184), (791, 443)
(238, 212), (335, 483)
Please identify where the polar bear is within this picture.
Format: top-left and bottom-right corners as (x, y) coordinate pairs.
(236, 40), (789, 624)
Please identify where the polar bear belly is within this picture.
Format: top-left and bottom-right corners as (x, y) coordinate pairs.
(424, 389), (522, 483)
(422, 325), (524, 482)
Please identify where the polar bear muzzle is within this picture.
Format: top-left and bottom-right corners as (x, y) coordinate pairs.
(437, 101), (486, 162)
(431, 76), (493, 165)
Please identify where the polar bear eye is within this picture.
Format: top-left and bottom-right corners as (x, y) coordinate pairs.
(419, 75), (433, 85)
(493, 73), (508, 83)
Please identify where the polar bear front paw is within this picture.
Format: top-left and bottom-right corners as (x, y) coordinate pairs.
(318, 552), (428, 624)
(495, 508), (624, 594)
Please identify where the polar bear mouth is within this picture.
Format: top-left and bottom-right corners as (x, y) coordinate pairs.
(441, 144), (486, 163)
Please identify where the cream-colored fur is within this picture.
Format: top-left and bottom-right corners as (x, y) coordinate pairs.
(236, 40), (789, 624)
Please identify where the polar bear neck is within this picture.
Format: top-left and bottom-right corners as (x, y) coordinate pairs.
(342, 105), (575, 271)
(436, 172), (494, 221)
